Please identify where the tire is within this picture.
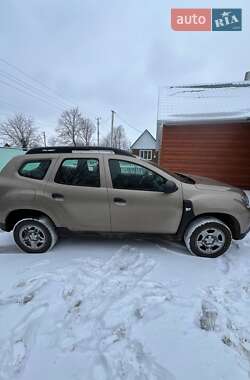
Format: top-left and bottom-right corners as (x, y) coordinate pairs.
(184, 217), (232, 258)
(13, 217), (58, 253)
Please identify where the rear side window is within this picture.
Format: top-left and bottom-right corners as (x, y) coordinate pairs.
(19, 160), (51, 180)
(55, 158), (100, 187)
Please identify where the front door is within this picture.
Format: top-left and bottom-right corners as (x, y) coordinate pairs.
(105, 158), (183, 234)
(44, 155), (110, 231)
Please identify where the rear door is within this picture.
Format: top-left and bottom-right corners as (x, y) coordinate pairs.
(104, 157), (183, 234)
(44, 154), (111, 231)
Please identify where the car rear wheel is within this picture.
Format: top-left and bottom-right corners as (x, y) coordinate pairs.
(13, 217), (58, 253)
(184, 217), (232, 258)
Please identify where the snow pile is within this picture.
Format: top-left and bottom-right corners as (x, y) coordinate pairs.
(0, 231), (249, 379)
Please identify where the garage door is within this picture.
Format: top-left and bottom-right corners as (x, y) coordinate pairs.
(160, 123), (250, 188)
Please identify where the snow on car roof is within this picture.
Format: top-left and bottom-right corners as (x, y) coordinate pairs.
(158, 81), (250, 124)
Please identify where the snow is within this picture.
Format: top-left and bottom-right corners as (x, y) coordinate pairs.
(0, 225), (250, 379)
(158, 82), (250, 123)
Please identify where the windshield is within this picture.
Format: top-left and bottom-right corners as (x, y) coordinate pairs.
(158, 166), (196, 184)
(143, 160), (195, 184)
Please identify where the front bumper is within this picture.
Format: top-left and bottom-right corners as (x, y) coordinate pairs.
(240, 224), (250, 240)
(0, 222), (6, 231)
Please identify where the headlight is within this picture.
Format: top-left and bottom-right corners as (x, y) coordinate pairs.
(241, 192), (250, 209)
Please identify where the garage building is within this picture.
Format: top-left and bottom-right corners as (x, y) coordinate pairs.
(157, 80), (250, 188)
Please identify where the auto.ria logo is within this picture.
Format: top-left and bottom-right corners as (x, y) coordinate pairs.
(212, 9), (242, 31)
(171, 8), (242, 32)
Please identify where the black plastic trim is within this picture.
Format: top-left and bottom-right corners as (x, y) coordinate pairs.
(238, 225), (250, 240)
(0, 222), (6, 231)
(175, 200), (195, 240)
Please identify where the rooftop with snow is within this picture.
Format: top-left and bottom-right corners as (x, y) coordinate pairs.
(158, 80), (250, 124)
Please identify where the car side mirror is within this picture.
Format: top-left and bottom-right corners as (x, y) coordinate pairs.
(161, 180), (178, 194)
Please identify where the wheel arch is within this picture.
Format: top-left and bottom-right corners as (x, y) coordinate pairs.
(5, 209), (56, 232)
(188, 212), (241, 240)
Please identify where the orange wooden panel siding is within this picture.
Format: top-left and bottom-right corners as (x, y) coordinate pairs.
(159, 123), (250, 189)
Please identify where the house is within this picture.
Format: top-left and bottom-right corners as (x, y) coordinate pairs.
(156, 76), (250, 189)
(130, 129), (158, 163)
(0, 147), (24, 171)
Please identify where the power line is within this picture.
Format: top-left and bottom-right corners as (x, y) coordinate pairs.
(0, 58), (97, 122)
(0, 59), (143, 140)
(0, 78), (64, 112)
(0, 70), (70, 110)
(116, 113), (144, 133)
(0, 103), (56, 129)
(0, 72), (66, 112)
(0, 58), (75, 109)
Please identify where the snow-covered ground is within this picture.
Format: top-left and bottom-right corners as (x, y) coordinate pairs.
(0, 229), (250, 380)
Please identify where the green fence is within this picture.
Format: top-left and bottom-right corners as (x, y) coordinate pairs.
(0, 148), (25, 171)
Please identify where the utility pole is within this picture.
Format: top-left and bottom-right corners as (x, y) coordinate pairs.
(96, 117), (101, 146)
(111, 110), (115, 147)
(43, 131), (47, 147)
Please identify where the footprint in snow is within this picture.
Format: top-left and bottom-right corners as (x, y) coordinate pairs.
(0, 304), (47, 380)
(0, 245), (175, 380)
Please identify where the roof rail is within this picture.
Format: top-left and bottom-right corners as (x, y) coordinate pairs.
(26, 146), (134, 157)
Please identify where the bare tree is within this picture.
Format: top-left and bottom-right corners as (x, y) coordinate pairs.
(56, 107), (82, 146)
(78, 118), (96, 146)
(101, 134), (110, 147)
(101, 125), (129, 150)
(113, 125), (129, 149)
(48, 135), (60, 146)
(0, 113), (39, 149)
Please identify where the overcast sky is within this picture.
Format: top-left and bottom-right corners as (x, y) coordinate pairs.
(0, 0), (249, 144)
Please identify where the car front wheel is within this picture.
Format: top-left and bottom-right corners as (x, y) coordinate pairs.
(184, 217), (232, 258)
(13, 217), (58, 253)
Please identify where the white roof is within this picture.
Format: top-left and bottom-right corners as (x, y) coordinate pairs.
(158, 81), (250, 124)
(131, 129), (156, 150)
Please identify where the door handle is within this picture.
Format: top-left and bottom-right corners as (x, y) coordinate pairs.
(113, 197), (127, 206)
(52, 193), (64, 201)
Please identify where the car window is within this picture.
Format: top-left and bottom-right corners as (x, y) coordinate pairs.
(55, 158), (100, 187)
(19, 160), (51, 180)
(109, 159), (167, 192)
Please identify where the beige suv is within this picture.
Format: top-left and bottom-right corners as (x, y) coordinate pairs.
(0, 147), (249, 258)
